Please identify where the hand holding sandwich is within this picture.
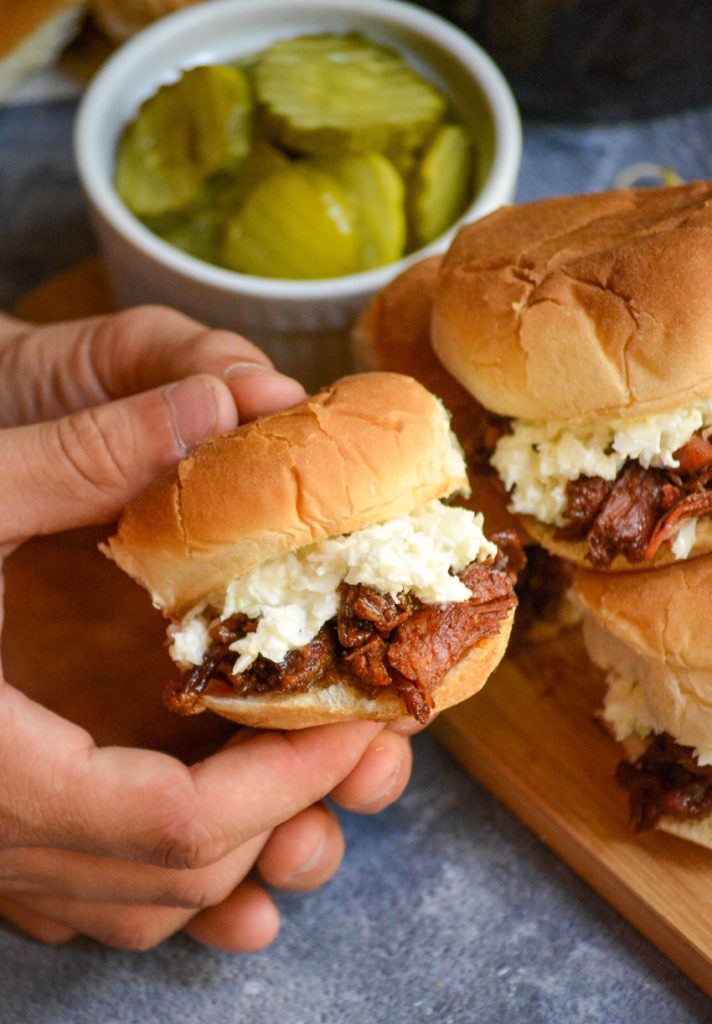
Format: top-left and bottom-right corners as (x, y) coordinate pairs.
(0, 306), (414, 950)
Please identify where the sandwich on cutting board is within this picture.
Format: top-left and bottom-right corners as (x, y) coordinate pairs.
(573, 558), (712, 848)
(431, 182), (712, 572)
(352, 251), (576, 641)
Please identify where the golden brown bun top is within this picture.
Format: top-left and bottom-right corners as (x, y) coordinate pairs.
(105, 372), (469, 617)
(354, 255), (487, 454)
(432, 183), (712, 423)
(0, 0), (82, 56)
(572, 554), (712, 669)
(354, 256), (527, 542)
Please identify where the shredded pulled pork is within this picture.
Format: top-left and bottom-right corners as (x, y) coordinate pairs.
(616, 733), (712, 832)
(166, 555), (518, 723)
(556, 433), (712, 567)
(511, 545), (573, 635)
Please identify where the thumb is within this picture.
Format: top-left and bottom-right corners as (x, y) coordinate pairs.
(0, 374), (238, 546)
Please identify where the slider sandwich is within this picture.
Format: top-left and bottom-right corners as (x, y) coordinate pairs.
(0, 0), (86, 101)
(574, 558), (712, 847)
(104, 373), (517, 729)
(431, 183), (712, 571)
(353, 255), (575, 641)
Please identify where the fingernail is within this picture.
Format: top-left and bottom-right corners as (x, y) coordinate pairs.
(388, 719), (424, 736)
(351, 745), (404, 810)
(164, 377), (219, 455)
(289, 830), (328, 879)
(223, 361), (273, 379)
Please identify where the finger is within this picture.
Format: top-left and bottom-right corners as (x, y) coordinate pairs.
(387, 713), (438, 736)
(0, 373), (237, 545)
(184, 879), (280, 953)
(7, 891), (196, 951)
(0, 832), (269, 909)
(330, 730), (412, 814)
(0, 894), (77, 945)
(256, 803), (344, 893)
(2, 307), (305, 427)
(0, 686), (382, 868)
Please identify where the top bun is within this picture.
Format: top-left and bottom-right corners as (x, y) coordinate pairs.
(353, 255), (528, 541)
(353, 255), (484, 455)
(104, 372), (468, 617)
(432, 183), (712, 423)
(572, 555), (712, 669)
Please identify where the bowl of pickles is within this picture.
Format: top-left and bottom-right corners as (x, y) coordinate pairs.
(75, 0), (521, 389)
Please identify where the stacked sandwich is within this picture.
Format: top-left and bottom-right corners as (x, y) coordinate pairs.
(353, 255), (576, 642)
(357, 181), (712, 846)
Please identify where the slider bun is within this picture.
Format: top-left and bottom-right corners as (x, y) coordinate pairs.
(522, 515), (712, 571)
(352, 255), (484, 454)
(353, 256), (528, 543)
(199, 606), (514, 729)
(91, 0), (195, 41)
(573, 553), (712, 667)
(432, 183), (712, 423)
(352, 255), (442, 375)
(104, 372), (468, 617)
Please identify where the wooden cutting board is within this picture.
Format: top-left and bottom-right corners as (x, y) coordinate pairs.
(14, 263), (712, 996)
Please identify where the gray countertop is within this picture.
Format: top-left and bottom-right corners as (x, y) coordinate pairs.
(3, 87), (712, 1023)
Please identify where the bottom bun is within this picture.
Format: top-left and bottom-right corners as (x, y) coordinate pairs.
(621, 736), (712, 850)
(522, 515), (712, 571)
(199, 607), (514, 730)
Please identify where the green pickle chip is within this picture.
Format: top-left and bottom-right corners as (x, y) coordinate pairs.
(116, 64), (252, 218)
(409, 123), (474, 248)
(255, 34), (446, 156)
(222, 165), (359, 279)
(313, 153), (405, 270)
(208, 139), (290, 215)
(146, 202), (223, 264)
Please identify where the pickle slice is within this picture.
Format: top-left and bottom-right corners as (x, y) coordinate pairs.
(115, 64), (252, 218)
(221, 165), (358, 279)
(255, 34), (445, 156)
(147, 205), (222, 264)
(208, 139), (290, 214)
(409, 123), (474, 248)
(313, 153), (405, 270)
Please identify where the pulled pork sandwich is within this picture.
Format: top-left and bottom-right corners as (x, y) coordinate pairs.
(353, 255), (576, 641)
(431, 183), (712, 572)
(573, 557), (712, 847)
(104, 372), (518, 729)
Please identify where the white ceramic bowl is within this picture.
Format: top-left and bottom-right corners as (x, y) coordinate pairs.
(75, 0), (521, 389)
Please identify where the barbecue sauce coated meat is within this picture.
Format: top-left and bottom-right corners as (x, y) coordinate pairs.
(167, 552), (519, 723)
(555, 432), (712, 567)
(616, 733), (712, 831)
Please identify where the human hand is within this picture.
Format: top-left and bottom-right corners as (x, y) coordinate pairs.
(0, 307), (413, 950)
